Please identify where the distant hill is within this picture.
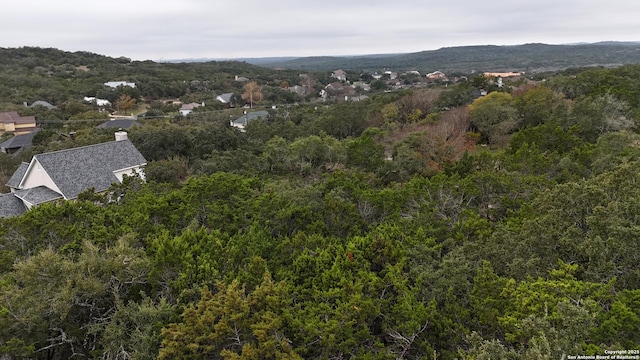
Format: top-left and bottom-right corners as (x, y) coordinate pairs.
(0, 47), (308, 110)
(166, 57), (300, 65)
(260, 42), (640, 73)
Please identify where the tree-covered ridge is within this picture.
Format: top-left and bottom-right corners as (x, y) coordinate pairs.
(0, 47), (316, 113)
(263, 42), (640, 72)
(1, 60), (640, 359)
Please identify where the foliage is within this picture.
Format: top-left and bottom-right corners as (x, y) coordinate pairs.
(469, 92), (517, 146)
(241, 81), (262, 108)
(0, 236), (153, 359)
(158, 274), (300, 360)
(2, 47), (640, 360)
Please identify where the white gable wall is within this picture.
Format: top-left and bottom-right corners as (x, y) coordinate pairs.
(19, 159), (64, 198)
(113, 165), (146, 182)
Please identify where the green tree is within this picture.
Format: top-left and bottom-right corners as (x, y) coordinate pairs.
(159, 273), (300, 360)
(568, 93), (634, 142)
(345, 130), (385, 172)
(0, 236), (152, 360)
(129, 125), (194, 161)
(513, 85), (562, 128)
(99, 297), (177, 360)
(144, 156), (190, 184)
(468, 92), (517, 147)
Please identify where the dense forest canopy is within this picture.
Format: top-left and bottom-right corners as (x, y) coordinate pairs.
(0, 47), (639, 359)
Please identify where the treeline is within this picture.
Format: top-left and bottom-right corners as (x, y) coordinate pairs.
(1, 64), (640, 359)
(263, 42), (640, 72)
(0, 47), (324, 116)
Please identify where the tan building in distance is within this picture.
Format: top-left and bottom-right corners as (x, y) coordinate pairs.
(0, 111), (37, 135)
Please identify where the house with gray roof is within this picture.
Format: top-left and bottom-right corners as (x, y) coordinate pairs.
(0, 193), (26, 218)
(6, 162), (29, 192)
(0, 128), (40, 155)
(179, 102), (203, 116)
(216, 93), (235, 105)
(29, 100), (57, 110)
(0, 132), (146, 218)
(230, 110), (269, 131)
(13, 186), (63, 209)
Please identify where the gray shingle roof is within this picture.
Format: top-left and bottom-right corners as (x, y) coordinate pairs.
(217, 93), (234, 103)
(14, 186), (62, 206)
(30, 100), (56, 110)
(30, 140), (146, 199)
(232, 110), (269, 126)
(0, 128), (40, 153)
(6, 162), (29, 190)
(0, 193), (26, 218)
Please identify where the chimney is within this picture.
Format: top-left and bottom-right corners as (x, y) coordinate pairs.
(115, 130), (128, 141)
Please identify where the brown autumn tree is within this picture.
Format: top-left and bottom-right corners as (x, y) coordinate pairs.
(241, 81), (262, 108)
(116, 94), (136, 115)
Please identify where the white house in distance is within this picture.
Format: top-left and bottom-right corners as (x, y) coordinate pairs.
(179, 102), (203, 116)
(104, 81), (136, 88)
(0, 131), (147, 218)
(84, 96), (112, 107)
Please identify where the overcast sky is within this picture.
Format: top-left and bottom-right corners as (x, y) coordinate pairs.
(3, 0), (639, 61)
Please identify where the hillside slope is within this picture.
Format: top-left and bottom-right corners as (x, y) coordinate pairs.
(262, 42), (640, 72)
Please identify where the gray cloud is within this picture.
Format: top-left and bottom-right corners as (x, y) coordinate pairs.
(2, 0), (639, 60)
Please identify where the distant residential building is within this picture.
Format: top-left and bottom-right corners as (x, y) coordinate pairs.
(472, 89), (488, 98)
(384, 71), (398, 80)
(28, 100), (56, 110)
(230, 110), (269, 131)
(179, 102), (203, 116)
(104, 81), (136, 88)
(324, 82), (355, 98)
(0, 111), (37, 135)
(331, 69), (347, 81)
(288, 85), (308, 96)
(483, 72), (524, 78)
(216, 93), (235, 105)
(352, 81), (371, 91)
(84, 97), (111, 107)
(234, 75), (249, 82)
(426, 71), (447, 81)
(0, 128), (40, 155)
